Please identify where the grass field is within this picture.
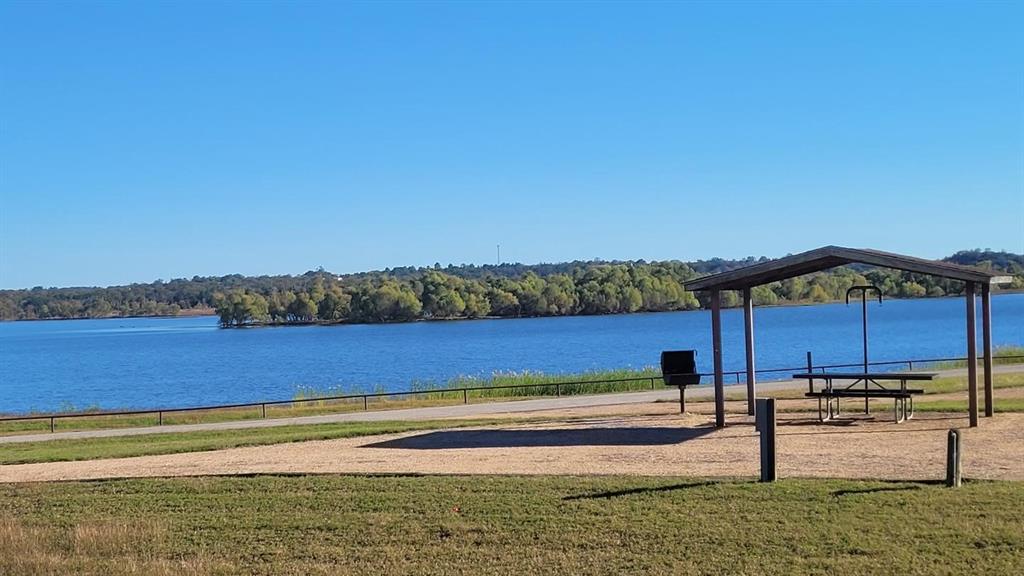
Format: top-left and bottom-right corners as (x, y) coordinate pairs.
(0, 418), (513, 466)
(1, 475), (1021, 575)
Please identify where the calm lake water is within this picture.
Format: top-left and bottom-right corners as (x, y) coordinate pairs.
(1, 294), (1022, 414)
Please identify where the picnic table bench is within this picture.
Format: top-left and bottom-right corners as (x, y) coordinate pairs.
(792, 372), (937, 423)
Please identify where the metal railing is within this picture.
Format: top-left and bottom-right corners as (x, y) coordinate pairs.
(2, 354), (1021, 432)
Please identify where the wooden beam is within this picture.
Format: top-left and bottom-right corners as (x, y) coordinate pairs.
(982, 283), (993, 418)
(743, 287), (756, 417)
(711, 289), (725, 428)
(966, 282), (978, 428)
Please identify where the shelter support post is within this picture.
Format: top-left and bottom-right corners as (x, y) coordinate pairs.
(743, 287), (756, 417)
(966, 282), (978, 428)
(982, 284), (993, 418)
(711, 290), (725, 428)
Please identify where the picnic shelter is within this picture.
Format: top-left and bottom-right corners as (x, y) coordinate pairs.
(683, 246), (1013, 428)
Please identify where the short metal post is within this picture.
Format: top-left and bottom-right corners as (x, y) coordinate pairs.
(806, 351), (814, 394)
(261, 403), (266, 418)
(50, 416), (55, 433)
(678, 386), (686, 414)
(755, 398), (777, 482)
(463, 389), (468, 404)
(363, 395), (368, 410)
(946, 429), (962, 487)
(555, 383), (560, 397)
(908, 360), (914, 370)
(159, 411), (163, 425)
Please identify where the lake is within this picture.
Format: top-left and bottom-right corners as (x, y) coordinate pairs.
(1, 294), (1022, 414)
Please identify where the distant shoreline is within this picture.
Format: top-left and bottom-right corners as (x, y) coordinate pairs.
(6, 291), (1021, 326)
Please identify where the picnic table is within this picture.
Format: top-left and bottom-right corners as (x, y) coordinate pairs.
(792, 372), (937, 423)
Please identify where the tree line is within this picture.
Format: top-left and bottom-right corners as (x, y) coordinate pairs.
(1, 249), (1021, 325)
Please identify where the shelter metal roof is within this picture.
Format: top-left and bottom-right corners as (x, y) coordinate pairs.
(684, 246), (1014, 291)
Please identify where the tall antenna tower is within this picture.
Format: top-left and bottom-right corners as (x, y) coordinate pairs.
(497, 244), (501, 265)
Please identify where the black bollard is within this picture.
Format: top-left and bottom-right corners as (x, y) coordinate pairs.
(755, 398), (777, 482)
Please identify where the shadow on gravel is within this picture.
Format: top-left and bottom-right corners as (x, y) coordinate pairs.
(361, 426), (716, 450)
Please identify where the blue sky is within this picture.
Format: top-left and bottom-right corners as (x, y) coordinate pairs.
(1, 1), (1021, 289)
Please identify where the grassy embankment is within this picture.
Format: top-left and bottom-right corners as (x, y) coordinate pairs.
(6, 372), (1024, 467)
(2, 347), (1020, 436)
(0, 418), (517, 466)
(2, 475), (1022, 575)
(0, 368), (662, 436)
(724, 373), (1024, 413)
(932, 345), (1024, 368)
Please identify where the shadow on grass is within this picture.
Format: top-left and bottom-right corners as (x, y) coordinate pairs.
(831, 485), (923, 498)
(562, 480), (723, 501)
(362, 426), (715, 449)
(830, 479), (948, 497)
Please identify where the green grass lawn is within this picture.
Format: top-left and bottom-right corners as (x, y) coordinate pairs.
(0, 419), (510, 466)
(1, 475), (1022, 575)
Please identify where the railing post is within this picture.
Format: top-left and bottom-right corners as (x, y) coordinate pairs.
(363, 395), (368, 411)
(806, 351), (814, 394)
(261, 403), (266, 418)
(908, 360), (914, 370)
(555, 383), (560, 397)
(158, 411), (163, 425)
(50, 416), (54, 433)
(463, 389), (468, 404)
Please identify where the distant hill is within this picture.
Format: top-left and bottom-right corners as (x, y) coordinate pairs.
(1, 249), (1020, 323)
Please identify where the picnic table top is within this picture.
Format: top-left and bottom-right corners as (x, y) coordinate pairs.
(791, 372), (938, 381)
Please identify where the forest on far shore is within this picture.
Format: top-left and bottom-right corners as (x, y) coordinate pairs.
(2, 249), (1021, 326)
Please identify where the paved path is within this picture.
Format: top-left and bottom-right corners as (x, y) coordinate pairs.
(2, 364), (1020, 445)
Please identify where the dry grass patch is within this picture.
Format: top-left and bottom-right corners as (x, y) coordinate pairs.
(0, 517), (225, 575)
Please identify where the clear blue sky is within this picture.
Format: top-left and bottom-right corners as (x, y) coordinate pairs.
(1, 1), (1021, 289)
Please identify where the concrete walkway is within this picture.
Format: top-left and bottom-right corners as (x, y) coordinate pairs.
(2, 364), (1020, 445)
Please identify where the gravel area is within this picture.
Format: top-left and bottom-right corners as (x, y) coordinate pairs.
(3, 409), (1021, 483)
